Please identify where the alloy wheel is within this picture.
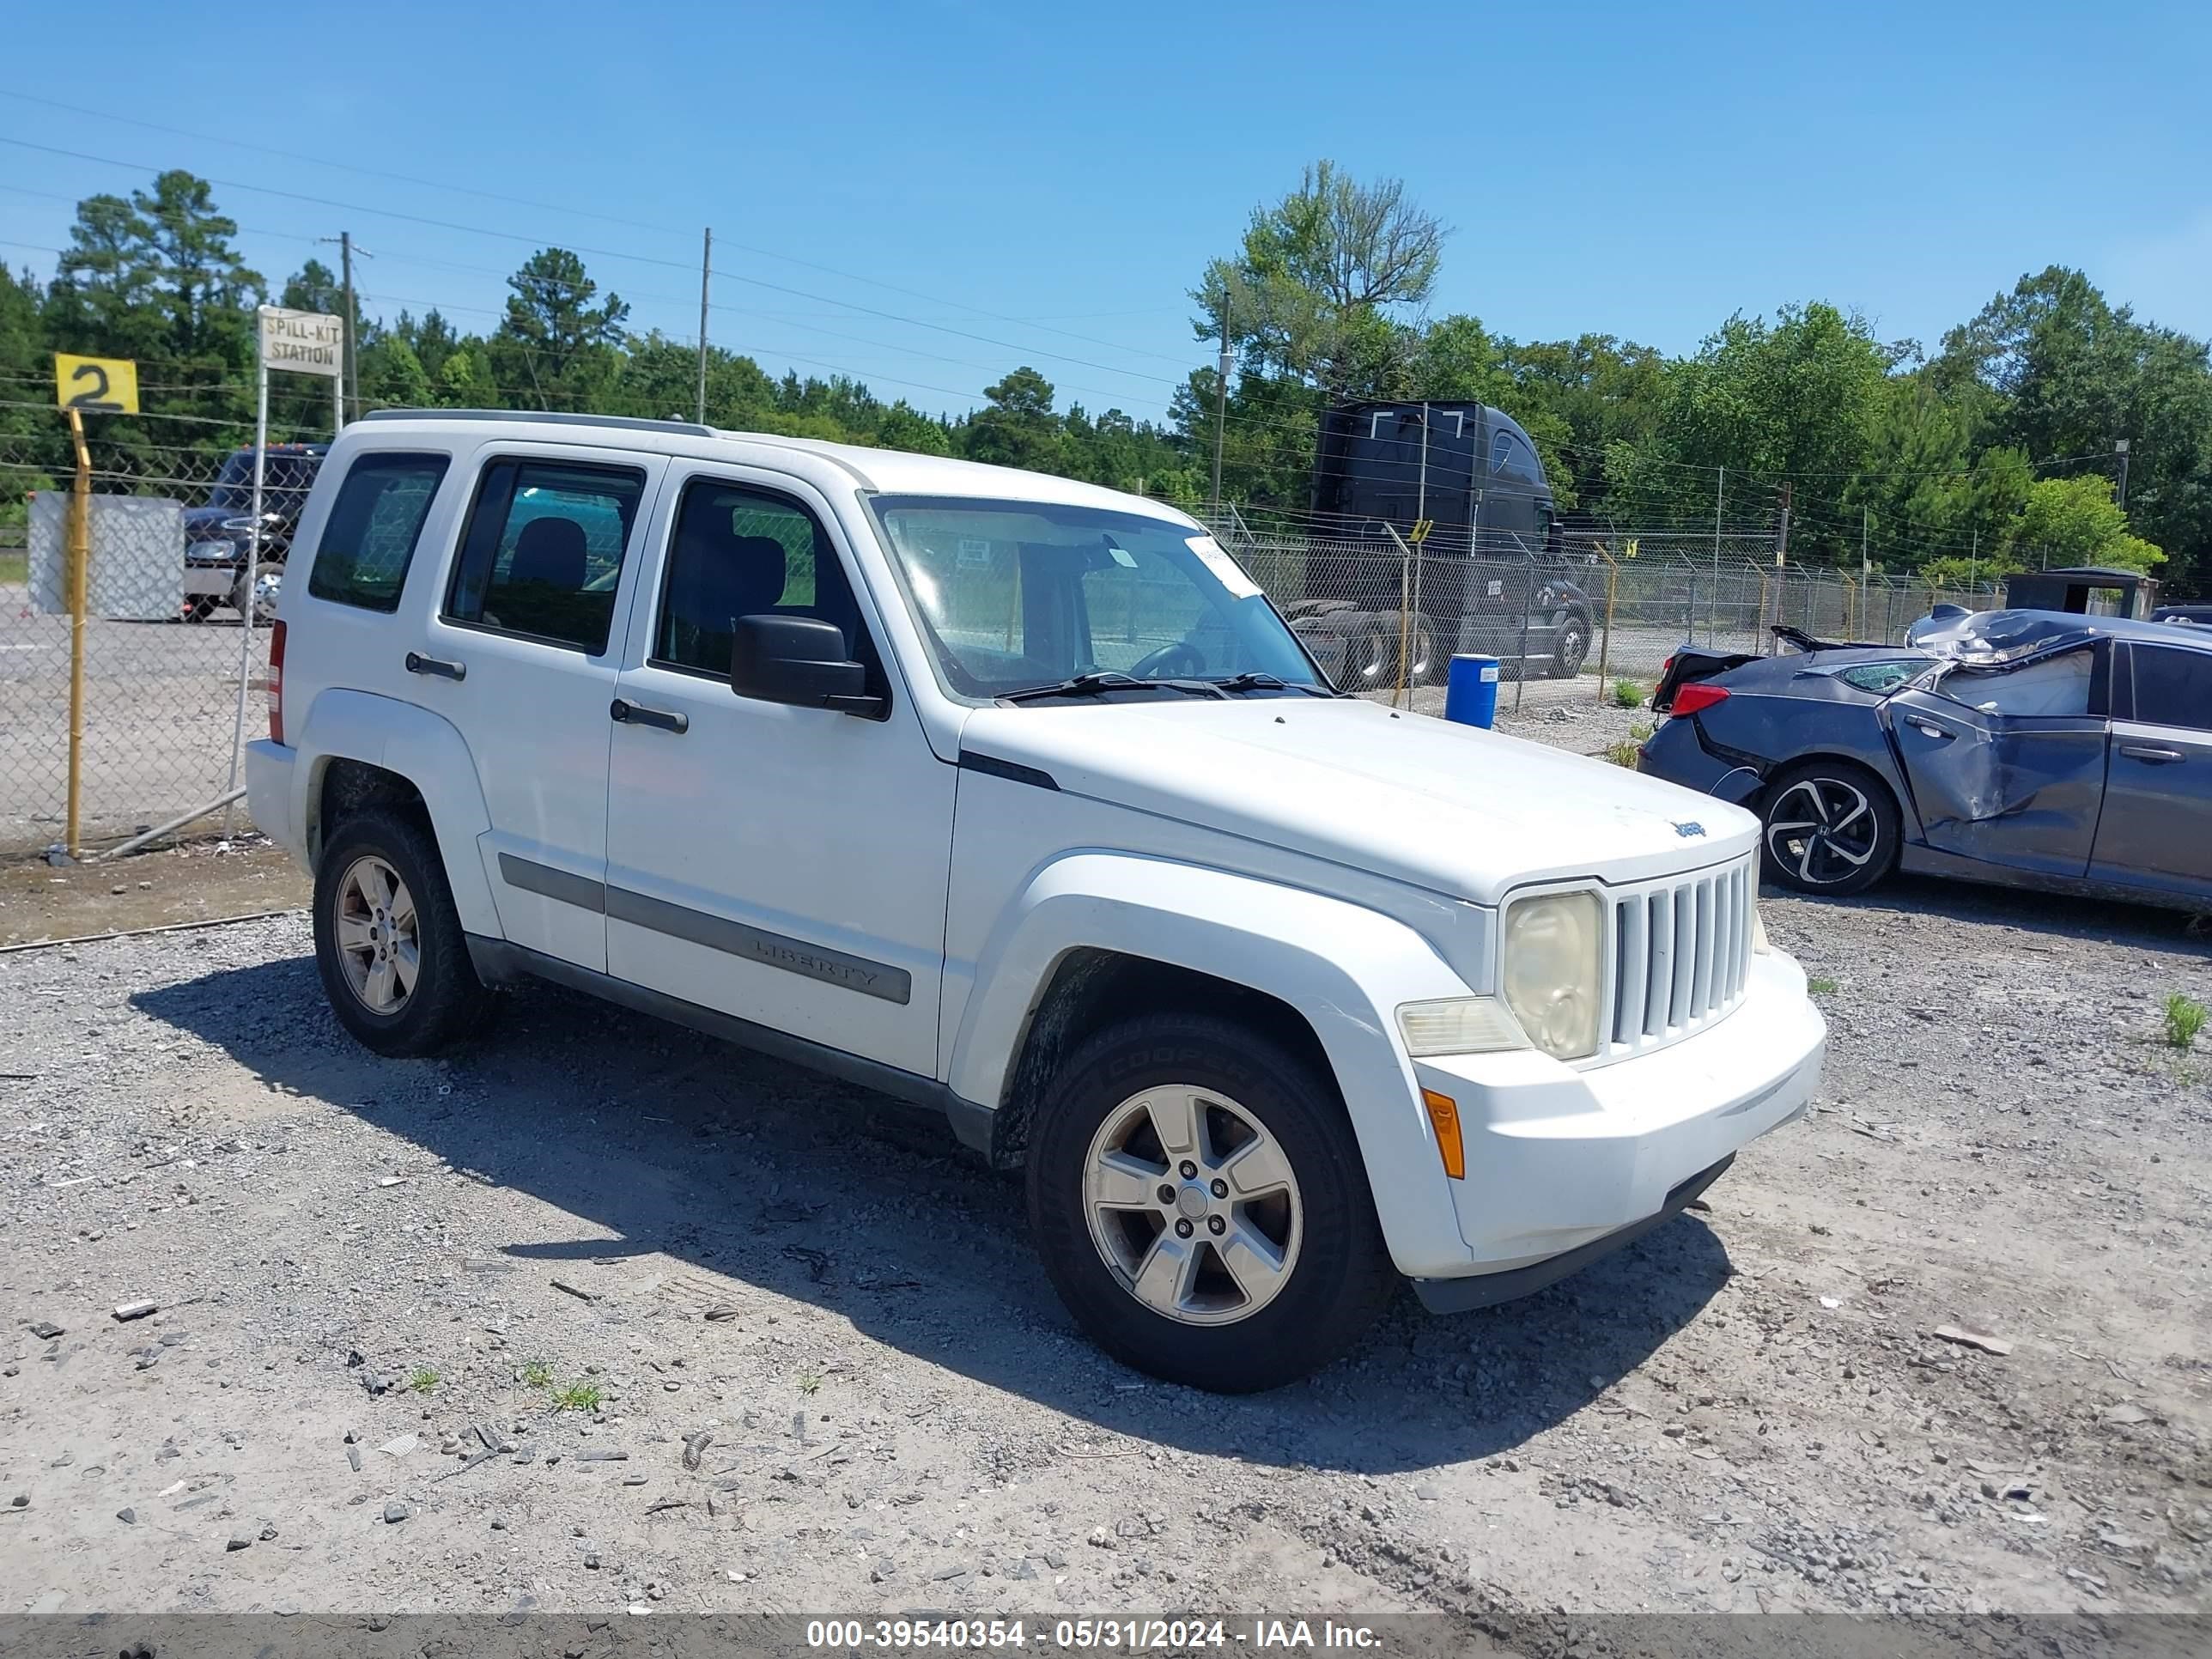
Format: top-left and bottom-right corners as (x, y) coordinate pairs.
(1766, 775), (1880, 887)
(333, 855), (420, 1015)
(1080, 1085), (1304, 1326)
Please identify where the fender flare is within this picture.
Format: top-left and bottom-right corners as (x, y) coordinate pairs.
(948, 852), (1480, 1277)
(290, 688), (501, 939)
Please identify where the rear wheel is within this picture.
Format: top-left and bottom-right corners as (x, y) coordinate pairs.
(1759, 759), (1899, 896)
(1026, 1013), (1397, 1392)
(313, 809), (492, 1055)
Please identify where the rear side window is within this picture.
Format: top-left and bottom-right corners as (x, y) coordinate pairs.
(306, 453), (448, 612)
(445, 459), (645, 653)
(2130, 645), (2212, 732)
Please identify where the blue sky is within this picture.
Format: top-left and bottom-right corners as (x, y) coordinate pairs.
(3, 1), (2205, 424)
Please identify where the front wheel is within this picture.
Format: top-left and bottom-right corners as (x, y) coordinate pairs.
(1760, 759), (1899, 896)
(1548, 613), (1591, 679)
(1025, 1013), (1397, 1392)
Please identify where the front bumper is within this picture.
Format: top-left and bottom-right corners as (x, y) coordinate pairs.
(1406, 947), (1825, 1304)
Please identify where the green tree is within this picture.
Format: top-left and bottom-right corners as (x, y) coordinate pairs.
(2004, 474), (2163, 572)
(966, 367), (1066, 471)
(1195, 161), (1446, 400)
(489, 248), (629, 406)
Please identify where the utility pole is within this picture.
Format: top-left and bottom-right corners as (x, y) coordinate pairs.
(319, 233), (369, 422)
(1209, 298), (1231, 514)
(1968, 525), (1978, 594)
(2115, 437), (2130, 510)
(696, 228), (713, 426)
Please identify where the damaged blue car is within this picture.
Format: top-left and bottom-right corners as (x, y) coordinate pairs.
(1637, 610), (2212, 910)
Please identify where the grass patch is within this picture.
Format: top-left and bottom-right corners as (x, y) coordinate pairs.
(797, 1370), (823, 1397)
(1807, 976), (1840, 995)
(520, 1360), (554, 1389)
(0, 550), (25, 587)
(2162, 992), (2205, 1050)
(1611, 678), (1644, 708)
(407, 1367), (440, 1395)
(1629, 720), (1655, 742)
(550, 1381), (604, 1413)
(1604, 739), (1641, 769)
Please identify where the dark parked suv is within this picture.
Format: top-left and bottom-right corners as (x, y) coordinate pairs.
(182, 443), (327, 622)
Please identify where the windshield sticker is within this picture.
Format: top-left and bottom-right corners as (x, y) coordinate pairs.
(1187, 534), (1261, 599)
(957, 538), (993, 568)
(1105, 544), (1139, 568)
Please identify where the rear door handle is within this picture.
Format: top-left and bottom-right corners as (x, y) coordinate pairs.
(2120, 744), (2184, 763)
(404, 652), (465, 682)
(610, 698), (688, 734)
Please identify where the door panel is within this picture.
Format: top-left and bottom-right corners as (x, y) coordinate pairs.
(2090, 643), (2212, 890)
(603, 467), (953, 1078)
(1883, 686), (2106, 878)
(410, 446), (665, 972)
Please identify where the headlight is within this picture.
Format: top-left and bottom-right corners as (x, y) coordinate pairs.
(1501, 891), (1604, 1060)
(1752, 903), (1771, 956)
(1396, 997), (1528, 1058)
(189, 538), (236, 562)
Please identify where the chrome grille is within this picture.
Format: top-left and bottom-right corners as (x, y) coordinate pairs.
(1604, 857), (1753, 1059)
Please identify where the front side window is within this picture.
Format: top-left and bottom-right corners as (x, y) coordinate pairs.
(444, 459), (644, 652)
(868, 495), (1322, 701)
(2130, 645), (2212, 732)
(307, 452), (448, 612)
(654, 479), (871, 681)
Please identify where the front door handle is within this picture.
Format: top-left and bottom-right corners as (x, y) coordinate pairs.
(404, 652), (465, 682)
(610, 698), (688, 734)
(1911, 720), (1952, 740)
(2120, 744), (2184, 763)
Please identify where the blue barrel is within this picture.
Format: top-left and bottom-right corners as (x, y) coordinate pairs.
(1443, 653), (1501, 728)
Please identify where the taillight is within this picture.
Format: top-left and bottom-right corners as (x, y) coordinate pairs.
(1671, 682), (1730, 717)
(268, 619), (287, 745)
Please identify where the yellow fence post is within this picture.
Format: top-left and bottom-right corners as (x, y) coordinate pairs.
(64, 406), (90, 860)
(1595, 552), (1618, 702)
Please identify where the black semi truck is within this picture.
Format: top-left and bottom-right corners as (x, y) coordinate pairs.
(1285, 400), (1594, 688)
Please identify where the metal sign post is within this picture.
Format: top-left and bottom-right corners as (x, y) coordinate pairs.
(49, 352), (139, 860)
(223, 307), (343, 834)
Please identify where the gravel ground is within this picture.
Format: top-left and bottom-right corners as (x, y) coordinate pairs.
(1, 713), (2208, 1631)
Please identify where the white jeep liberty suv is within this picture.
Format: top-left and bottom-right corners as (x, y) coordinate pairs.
(246, 411), (1826, 1392)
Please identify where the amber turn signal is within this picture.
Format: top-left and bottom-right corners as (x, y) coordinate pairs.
(1421, 1089), (1465, 1180)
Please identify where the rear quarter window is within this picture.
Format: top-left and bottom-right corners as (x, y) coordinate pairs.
(306, 453), (451, 612)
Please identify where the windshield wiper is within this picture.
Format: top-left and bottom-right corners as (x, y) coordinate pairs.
(1000, 672), (1226, 703)
(1206, 672), (1340, 697)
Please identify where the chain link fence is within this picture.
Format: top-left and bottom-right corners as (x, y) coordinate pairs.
(1206, 514), (2002, 706)
(0, 436), (277, 859)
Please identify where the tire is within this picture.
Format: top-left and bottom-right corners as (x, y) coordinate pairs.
(1406, 618), (1441, 686)
(1345, 617), (1396, 690)
(1759, 758), (1899, 897)
(313, 808), (493, 1056)
(1548, 612), (1591, 679)
(1025, 1012), (1397, 1392)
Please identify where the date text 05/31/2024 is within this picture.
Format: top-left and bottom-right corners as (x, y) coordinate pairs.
(804, 1619), (1382, 1650)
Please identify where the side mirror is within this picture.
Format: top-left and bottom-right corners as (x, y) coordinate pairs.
(729, 615), (886, 718)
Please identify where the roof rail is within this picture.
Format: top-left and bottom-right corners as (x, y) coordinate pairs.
(357, 409), (717, 439)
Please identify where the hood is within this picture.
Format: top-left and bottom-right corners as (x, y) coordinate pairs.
(957, 697), (1758, 906)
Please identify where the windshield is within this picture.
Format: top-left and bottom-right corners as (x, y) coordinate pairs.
(867, 495), (1325, 700)
(208, 450), (320, 516)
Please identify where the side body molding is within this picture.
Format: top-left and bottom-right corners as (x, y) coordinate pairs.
(947, 852), (1481, 1277)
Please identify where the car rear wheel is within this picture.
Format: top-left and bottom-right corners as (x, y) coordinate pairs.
(1026, 1012), (1397, 1392)
(1759, 759), (1899, 896)
(313, 809), (493, 1056)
